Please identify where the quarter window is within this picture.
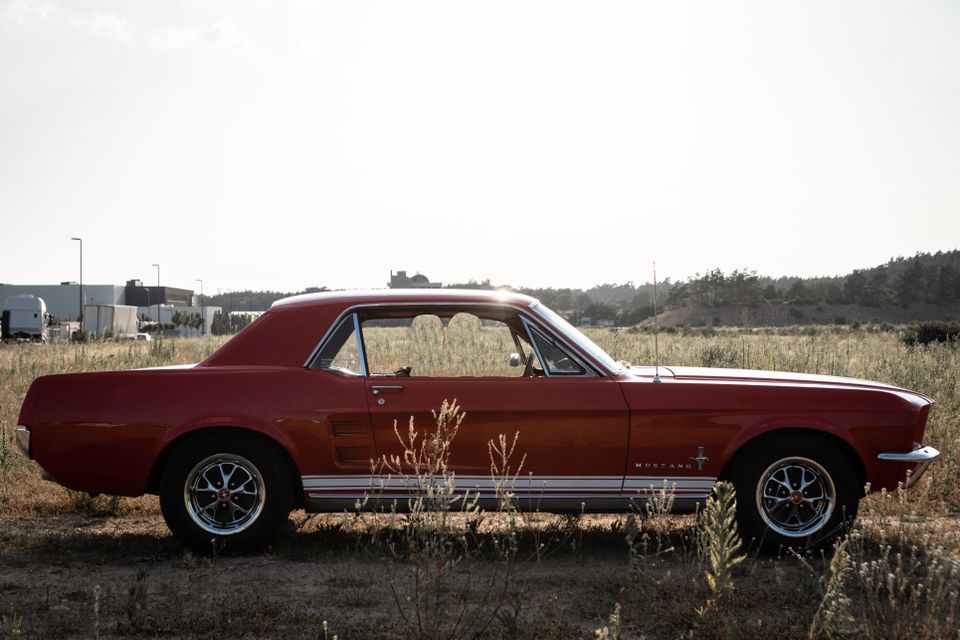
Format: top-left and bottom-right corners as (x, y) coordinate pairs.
(313, 315), (363, 375)
(528, 326), (586, 375)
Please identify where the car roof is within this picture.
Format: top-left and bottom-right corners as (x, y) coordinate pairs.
(271, 288), (539, 309)
(203, 289), (542, 369)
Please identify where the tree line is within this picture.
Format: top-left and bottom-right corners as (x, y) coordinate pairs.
(667, 250), (960, 309)
(200, 250), (960, 329)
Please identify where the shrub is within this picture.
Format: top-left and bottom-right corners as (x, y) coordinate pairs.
(901, 320), (960, 346)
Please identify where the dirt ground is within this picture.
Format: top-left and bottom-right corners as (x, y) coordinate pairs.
(0, 507), (828, 640)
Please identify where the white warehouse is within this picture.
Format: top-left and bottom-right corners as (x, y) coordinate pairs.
(0, 280), (221, 337)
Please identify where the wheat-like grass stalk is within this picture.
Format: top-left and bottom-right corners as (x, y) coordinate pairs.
(698, 481), (745, 613)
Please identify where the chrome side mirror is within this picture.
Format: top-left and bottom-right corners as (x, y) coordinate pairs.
(509, 352), (522, 367)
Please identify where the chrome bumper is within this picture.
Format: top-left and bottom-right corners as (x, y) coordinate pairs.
(15, 426), (31, 459)
(877, 445), (940, 488)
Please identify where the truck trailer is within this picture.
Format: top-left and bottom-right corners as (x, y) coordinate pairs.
(82, 304), (139, 339)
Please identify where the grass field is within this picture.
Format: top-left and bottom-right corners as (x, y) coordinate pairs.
(0, 327), (958, 639)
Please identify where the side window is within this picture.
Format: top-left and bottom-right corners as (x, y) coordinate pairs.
(528, 326), (586, 375)
(313, 315), (362, 375)
(361, 311), (523, 377)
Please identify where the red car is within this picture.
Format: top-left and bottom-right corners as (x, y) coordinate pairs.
(15, 290), (939, 552)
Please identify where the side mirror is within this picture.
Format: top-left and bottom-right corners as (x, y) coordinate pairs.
(509, 352), (522, 367)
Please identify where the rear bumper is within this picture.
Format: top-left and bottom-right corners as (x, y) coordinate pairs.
(877, 445), (940, 488)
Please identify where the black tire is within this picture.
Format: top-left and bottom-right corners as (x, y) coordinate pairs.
(728, 434), (860, 554)
(159, 433), (292, 553)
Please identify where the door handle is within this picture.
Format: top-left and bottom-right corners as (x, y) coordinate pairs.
(371, 385), (405, 395)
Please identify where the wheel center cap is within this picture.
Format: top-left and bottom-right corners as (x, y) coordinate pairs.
(789, 491), (804, 505)
(217, 488), (232, 502)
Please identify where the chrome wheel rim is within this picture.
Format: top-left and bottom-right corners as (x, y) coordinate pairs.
(755, 456), (835, 538)
(184, 454), (266, 535)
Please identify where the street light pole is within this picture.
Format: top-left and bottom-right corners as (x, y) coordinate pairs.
(196, 279), (204, 336)
(151, 264), (160, 336)
(70, 237), (82, 328)
(143, 287), (150, 330)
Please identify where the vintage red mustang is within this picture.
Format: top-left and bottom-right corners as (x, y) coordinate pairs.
(15, 289), (939, 552)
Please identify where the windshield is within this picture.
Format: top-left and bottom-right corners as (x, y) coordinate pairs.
(530, 302), (624, 375)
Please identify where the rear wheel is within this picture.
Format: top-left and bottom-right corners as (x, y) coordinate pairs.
(729, 435), (860, 553)
(159, 434), (292, 553)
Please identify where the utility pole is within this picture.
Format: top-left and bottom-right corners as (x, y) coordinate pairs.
(152, 264), (160, 336)
(196, 279), (204, 336)
(71, 237), (82, 328)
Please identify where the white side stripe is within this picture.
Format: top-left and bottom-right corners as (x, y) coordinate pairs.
(300, 474), (717, 495)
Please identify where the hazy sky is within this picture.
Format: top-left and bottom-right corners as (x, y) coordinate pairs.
(2, 1), (958, 293)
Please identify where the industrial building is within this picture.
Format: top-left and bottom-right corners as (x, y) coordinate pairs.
(0, 279), (220, 337)
(388, 270), (442, 288)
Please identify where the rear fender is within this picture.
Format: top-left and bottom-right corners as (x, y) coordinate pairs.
(146, 423), (304, 507)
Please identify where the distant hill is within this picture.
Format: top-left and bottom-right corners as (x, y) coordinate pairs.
(652, 300), (960, 327)
(656, 250), (960, 327)
(201, 250), (960, 326)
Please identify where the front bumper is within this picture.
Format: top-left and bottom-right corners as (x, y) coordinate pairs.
(15, 426), (31, 459)
(877, 445), (940, 489)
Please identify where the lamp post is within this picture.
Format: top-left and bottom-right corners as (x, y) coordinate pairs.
(70, 237), (82, 328)
(196, 279), (204, 336)
(151, 264), (160, 336)
(142, 287), (150, 332)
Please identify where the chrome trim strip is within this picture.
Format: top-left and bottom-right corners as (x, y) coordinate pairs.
(877, 445), (940, 462)
(303, 474), (627, 479)
(304, 301), (609, 377)
(352, 312), (368, 377)
(307, 491), (710, 502)
(15, 426), (31, 459)
(522, 317), (550, 375)
(305, 495), (709, 514)
(301, 474), (717, 493)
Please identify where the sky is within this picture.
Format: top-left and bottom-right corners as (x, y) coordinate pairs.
(1, 1), (958, 294)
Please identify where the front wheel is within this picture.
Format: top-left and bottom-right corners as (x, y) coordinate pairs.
(729, 435), (860, 553)
(159, 434), (292, 553)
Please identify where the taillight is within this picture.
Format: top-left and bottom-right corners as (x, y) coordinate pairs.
(912, 404), (932, 446)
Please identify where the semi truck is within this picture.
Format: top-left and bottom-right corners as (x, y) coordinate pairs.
(1, 295), (50, 341)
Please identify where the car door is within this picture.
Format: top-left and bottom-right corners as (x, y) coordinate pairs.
(359, 306), (630, 505)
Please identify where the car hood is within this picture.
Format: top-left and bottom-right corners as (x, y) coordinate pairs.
(627, 365), (933, 402)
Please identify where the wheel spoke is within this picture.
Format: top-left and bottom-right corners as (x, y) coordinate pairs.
(769, 474), (793, 493)
(198, 468), (220, 492)
(219, 463), (237, 487)
(200, 501), (220, 520)
(229, 500), (251, 521)
(799, 468), (817, 492)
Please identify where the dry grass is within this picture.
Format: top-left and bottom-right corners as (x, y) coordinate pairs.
(0, 326), (958, 638)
